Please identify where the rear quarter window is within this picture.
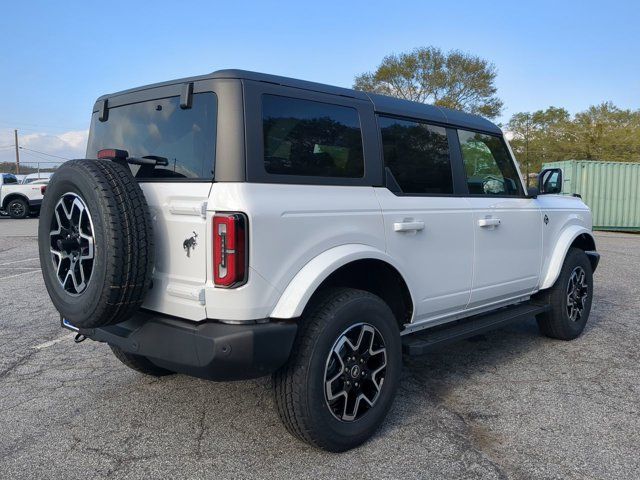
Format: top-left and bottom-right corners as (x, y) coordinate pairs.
(262, 95), (364, 178)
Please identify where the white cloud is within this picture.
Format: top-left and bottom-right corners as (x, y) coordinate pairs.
(0, 129), (89, 167)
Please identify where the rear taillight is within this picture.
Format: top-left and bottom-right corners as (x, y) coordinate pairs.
(213, 213), (247, 288)
(40, 185), (46, 195)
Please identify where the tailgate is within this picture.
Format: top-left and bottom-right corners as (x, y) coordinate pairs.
(139, 183), (211, 320)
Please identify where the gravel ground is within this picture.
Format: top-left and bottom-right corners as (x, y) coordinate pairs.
(0, 218), (638, 479)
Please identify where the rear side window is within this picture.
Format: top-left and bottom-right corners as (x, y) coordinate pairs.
(379, 116), (453, 194)
(458, 130), (522, 196)
(262, 95), (364, 178)
(87, 93), (217, 180)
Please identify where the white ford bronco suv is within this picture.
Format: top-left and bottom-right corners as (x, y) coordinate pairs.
(38, 70), (599, 451)
(0, 173), (47, 219)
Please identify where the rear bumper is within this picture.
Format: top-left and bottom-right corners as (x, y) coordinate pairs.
(78, 311), (297, 381)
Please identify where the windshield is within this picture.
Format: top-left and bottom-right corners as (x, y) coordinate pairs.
(87, 92), (217, 180)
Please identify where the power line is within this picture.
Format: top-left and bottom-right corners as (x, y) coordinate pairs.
(14, 152), (59, 164)
(18, 150), (67, 163)
(0, 120), (83, 131)
(18, 146), (70, 160)
(15, 150), (55, 161)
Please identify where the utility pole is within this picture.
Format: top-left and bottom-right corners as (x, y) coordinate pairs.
(14, 129), (20, 175)
(525, 120), (530, 188)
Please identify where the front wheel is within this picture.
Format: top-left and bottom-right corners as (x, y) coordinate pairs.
(273, 288), (402, 452)
(7, 198), (29, 219)
(536, 247), (594, 340)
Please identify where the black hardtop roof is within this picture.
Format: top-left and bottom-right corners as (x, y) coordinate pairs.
(98, 69), (501, 134)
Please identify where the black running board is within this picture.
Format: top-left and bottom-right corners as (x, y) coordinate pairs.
(402, 302), (550, 356)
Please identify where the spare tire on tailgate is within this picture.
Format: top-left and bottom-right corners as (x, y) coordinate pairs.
(38, 159), (154, 329)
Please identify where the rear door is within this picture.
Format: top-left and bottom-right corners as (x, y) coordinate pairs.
(455, 129), (542, 308)
(375, 116), (474, 324)
(86, 89), (218, 320)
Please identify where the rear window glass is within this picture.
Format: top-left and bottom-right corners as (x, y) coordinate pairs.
(87, 93), (217, 180)
(262, 95), (364, 178)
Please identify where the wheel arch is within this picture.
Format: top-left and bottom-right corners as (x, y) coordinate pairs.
(540, 226), (597, 290)
(269, 244), (414, 328)
(2, 193), (29, 210)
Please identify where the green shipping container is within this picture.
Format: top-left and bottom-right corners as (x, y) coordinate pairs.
(541, 160), (640, 232)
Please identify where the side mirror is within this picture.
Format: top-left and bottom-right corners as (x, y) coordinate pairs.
(538, 168), (563, 194)
(527, 186), (539, 197)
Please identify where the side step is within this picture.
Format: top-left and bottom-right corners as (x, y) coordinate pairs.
(402, 302), (550, 356)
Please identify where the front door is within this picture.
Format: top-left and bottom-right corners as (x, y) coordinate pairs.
(456, 129), (542, 309)
(375, 117), (474, 324)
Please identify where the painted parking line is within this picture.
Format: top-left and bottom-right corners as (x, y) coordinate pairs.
(0, 267), (41, 270)
(33, 334), (72, 350)
(0, 270), (41, 281)
(0, 257), (39, 266)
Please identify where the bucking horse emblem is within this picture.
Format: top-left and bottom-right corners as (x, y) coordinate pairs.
(183, 231), (198, 258)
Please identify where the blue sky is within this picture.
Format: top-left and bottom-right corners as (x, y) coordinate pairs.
(1, 0), (639, 165)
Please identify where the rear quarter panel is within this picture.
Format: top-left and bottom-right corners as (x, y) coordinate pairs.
(204, 183), (385, 321)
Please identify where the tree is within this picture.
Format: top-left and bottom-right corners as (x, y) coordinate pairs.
(507, 107), (572, 184)
(507, 103), (640, 176)
(571, 102), (640, 162)
(354, 46), (503, 118)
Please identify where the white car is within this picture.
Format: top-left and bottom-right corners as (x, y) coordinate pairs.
(0, 173), (46, 218)
(21, 172), (53, 184)
(38, 70), (599, 451)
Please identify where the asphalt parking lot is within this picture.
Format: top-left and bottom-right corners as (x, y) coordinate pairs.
(0, 216), (638, 479)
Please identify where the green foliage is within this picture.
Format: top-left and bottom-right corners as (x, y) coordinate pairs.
(507, 103), (640, 179)
(354, 46), (503, 119)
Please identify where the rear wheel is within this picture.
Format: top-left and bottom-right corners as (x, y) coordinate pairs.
(109, 345), (173, 377)
(273, 288), (402, 452)
(7, 198), (29, 219)
(536, 247), (594, 340)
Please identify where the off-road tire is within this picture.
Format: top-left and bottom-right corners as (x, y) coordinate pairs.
(38, 159), (154, 329)
(7, 198), (29, 219)
(273, 288), (402, 452)
(536, 247), (593, 340)
(110, 345), (173, 376)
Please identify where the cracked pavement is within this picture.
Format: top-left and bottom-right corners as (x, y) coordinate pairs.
(0, 218), (638, 479)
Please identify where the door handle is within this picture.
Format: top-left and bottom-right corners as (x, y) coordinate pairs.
(393, 220), (425, 232)
(478, 217), (501, 227)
